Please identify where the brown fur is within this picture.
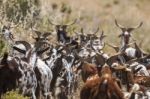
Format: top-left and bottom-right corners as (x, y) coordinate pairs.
(80, 66), (124, 99)
(81, 62), (98, 82)
(134, 76), (150, 87)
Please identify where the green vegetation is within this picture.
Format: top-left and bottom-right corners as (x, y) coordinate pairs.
(0, 0), (150, 55)
(0, 38), (6, 56)
(1, 90), (29, 99)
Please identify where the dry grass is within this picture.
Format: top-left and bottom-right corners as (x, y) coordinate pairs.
(0, 0), (150, 98)
(38, 0), (150, 52)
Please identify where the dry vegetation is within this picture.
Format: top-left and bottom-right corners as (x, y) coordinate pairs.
(0, 0), (150, 98)
(0, 0), (150, 55)
(0, 0), (150, 44)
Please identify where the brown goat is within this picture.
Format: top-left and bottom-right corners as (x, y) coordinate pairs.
(80, 65), (124, 99)
(81, 61), (98, 82)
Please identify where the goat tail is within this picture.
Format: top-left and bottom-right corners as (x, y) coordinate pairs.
(1, 52), (8, 64)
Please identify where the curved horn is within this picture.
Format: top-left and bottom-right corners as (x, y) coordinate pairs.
(93, 27), (99, 34)
(100, 30), (106, 40)
(106, 43), (119, 52)
(34, 41), (49, 51)
(127, 22), (143, 32)
(66, 19), (77, 26)
(99, 42), (105, 50)
(42, 32), (51, 38)
(10, 22), (20, 28)
(0, 13), (5, 25)
(15, 41), (31, 51)
(132, 22), (143, 29)
(115, 19), (124, 29)
(13, 46), (26, 54)
(48, 19), (58, 26)
(81, 28), (84, 35)
(37, 46), (50, 55)
(33, 30), (42, 38)
(73, 28), (80, 35)
(106, 52), (124, 66)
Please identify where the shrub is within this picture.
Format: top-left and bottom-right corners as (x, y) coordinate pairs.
(1, 90), (29, 99)
(0, 39), (5, 56)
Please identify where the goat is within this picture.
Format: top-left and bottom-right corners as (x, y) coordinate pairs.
(115, 19), (143, 50)
(13, 40), (53, 99)
(48, 19), (77, 44)
(0, 52), (37, 99)
(15, 57), (37, 99)
(0, 52), (22, 97)
(80, 65), (124, 99)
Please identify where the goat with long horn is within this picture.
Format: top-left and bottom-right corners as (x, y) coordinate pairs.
(115, 19), (143, 50)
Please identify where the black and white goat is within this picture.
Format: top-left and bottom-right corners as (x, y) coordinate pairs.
(13, 40), (53, 99)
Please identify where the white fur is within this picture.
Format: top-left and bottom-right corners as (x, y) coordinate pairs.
(36, 58), (53, 97)
(125, 47), (136, 58)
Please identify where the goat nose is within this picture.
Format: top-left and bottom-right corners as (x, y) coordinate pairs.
(124, 31), (129, 35)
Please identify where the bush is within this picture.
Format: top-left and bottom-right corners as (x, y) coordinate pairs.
(0, 39), (5, 56)
(1, 90), (29, 99)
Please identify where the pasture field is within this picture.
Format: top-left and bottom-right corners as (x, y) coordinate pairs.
(0, 0), (150, 54)
(0, 0), (150, 99)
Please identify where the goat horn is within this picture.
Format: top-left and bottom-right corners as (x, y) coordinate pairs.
(73, 28), (80, 35)
(81, 28), (84, 35)
(135, 22), (143, 28)
(37, 46), (50, 55)
(102, 42), (105, 50)
(131, 22), (143, 29)
(48, 19), (58, 26)
(33, 30), (42, 38)
(42, 32), (51, 38)
(127, 22), (143, 32)
(0, 13), (4, 25)
(106, 43), (119, 52)
(15, 41), (31, 51)
(66, 19), (77, 26)
(93, 27), (99, 34)
(10, 22), (20, 29)
(115, 19), (124, 29)
(100, 30), (106, 40)
(34, 41), (49, 51)
(13, 46), (26, 54)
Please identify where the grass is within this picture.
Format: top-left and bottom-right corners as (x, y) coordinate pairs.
(1, 90), (29, 99)
(0, 38), (6, 56)
(0, 0), (150, 98)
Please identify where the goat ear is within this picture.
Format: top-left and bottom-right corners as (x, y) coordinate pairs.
(106, 54), (120, 66)
(15, 41), (31, 51)
(95, 54), (105, 66)
(13, 46), (26, 54)
(1, 52), (8, 65)
(37, 47), (50, 55)
(133, 67), (142, 74)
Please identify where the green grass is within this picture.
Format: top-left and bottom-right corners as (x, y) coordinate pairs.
(1, 90), (29, 99)
(0, 38), (6, 56)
